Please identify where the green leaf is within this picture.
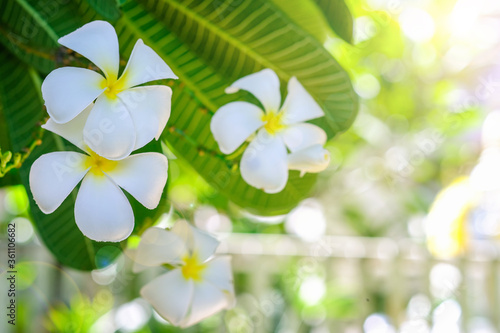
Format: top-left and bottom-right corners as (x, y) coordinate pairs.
(116, 0), (357, 214)
(85, 0), (122, 22)
(0, 0), (58, 73)
(149, 0), (357, 137)
(0, 48), (121, 271)
(270, 0), (331, 43)
(313, 0), (354, 44)
(271, 0), (354, 44)
(0, 0), (112, 73)
(0, 172), (20, 187)
(0, 95), (21, 186)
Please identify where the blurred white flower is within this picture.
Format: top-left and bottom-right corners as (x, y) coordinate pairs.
(425, 177), (476, 258)
(210, 69), (330, 193)
(29, 105), (168, 242)
(134, 220), (234, 328)
(471, 111), (500, 191)
(42, 20), (177, 160)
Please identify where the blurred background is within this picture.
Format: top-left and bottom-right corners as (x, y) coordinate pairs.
(3, 0), (500, 332)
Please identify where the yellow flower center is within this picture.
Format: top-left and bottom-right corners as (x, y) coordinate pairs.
(101, 76), (125, 99)
(262, 111), (285, 135)
(181, 253), (206, 281)
(84, 150), (117, 177)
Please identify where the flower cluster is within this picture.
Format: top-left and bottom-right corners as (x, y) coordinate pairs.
(210, 69), (331, 193)
(43, 20), (177, 160)
(28, 21), (334, 329)
(30, 21), (176, 242)
(133, 220), (235, 327)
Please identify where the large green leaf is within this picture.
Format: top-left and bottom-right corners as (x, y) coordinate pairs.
(0, 0), (114, 73)
(272, 0), (354, 44)
(148, 0), (357, 137)
(0, 112), (21, 186)
(116, 0), (357, 215)
(0, 0), (58, 73)
(313, 0), (354, 43)
(2, 0), (356, 219)
(270, 0), (331, 43)
(0, 1), (168, 269)
(0, 48), (123, 270)
(0, 0), (102, 184)
(86, 0), (121, 22)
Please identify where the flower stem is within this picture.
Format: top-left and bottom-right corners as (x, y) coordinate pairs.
(0, 123), (44, 177)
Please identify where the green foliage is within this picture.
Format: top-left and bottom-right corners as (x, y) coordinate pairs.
(86, 0), (121, 21)
(0, 131), (42, 181)
(0, 49), (44, 158)
(0, 0), (58, 73)
(43, 292), (113, 333)
(0, 0), (100, 73)
(0, 0), (357, 268)
(0, 1), (172, 270)
(0, 0), (356, 215)
(313, 0), (354, 43)
(117, 0), (357, 214)
(0, 47), (123, 270)
(273, 0), (355, 44)
(270, 0), (332, 42)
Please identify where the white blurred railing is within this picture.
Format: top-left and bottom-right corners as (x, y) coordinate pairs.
(218, 234), (500, 333)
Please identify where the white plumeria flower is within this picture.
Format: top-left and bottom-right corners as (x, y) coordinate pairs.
(133, 220), (234, 328)
(210, 69), (330, 193)
(29, 105), (168, 242)
(42, 20), (178, 160)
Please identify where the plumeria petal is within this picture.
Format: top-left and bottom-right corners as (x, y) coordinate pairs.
(29, 152), (89, 214)
(225, 69), (281, 112)
(42, 67), (105, 124)
(171, 220), (219, 262)
(470, 149), (500, 191)
(119, 39), (177, 89)
(118, 85), (172, 149)
(106, 153), (168, 209)
(180, 281), (230, 328)
(137, 220), (219, 264)
(140, 269), (194, 326)
(134, 223), (234, 328)
(282, 123), (327, 152)
(281, 77), (324, 124)
(74, 174), (134, 242)
(170, 220), (218, 260)
(210, 102), (265, 154)
(171, 219), (195, 249)
(192, 227), (220, 262)
(240, 129), (288, 193)
(288, 144), (330, 175)
(470, 161), (496, 191)
(133, 227), (188, 273)
(42, 104), (93, 152)
(58, 20), (120, 79)
(203, 256), (234, 297)
(83, 96), (136, 160)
